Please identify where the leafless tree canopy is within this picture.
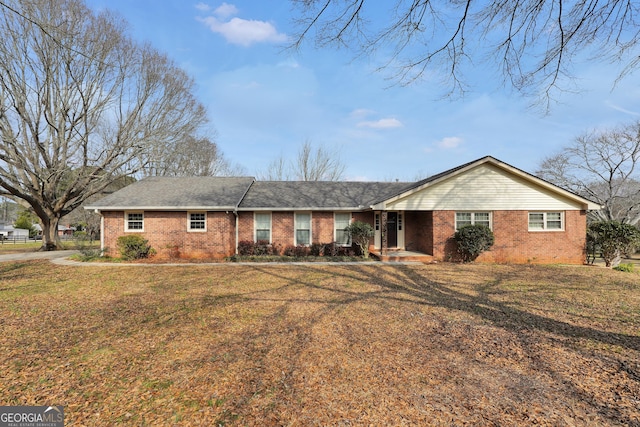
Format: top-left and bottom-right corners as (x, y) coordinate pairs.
(536, 121), (640, 224)
(258, 140), (346, 181)
(0, 0), (211, 249)
(290, 0), (640, 100)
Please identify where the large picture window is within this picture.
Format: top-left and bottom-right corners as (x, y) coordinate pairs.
(295, 213), (311, 246)
(125, 212), (144, 231)
(334, 213), (351, 246)
(529, 212), (563, 231)
(455, 212), (491, 230)
(254, 213), (271, 242)
(188, 212), (206, 231)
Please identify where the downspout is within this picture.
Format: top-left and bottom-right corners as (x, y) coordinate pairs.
(234, 178), (256, 255)
(94, 209), (104, 255)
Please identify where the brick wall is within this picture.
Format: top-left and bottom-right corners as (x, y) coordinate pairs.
(415, 210), (587, 264)
(102, 211), (236, 259)
(238, 211), (374, 250)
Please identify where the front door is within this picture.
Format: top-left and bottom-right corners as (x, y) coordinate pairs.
(386, 212), (398, 248)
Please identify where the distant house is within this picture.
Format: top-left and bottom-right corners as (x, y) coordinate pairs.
(0, 222), (29, 239)
(86, 156), (600, 264)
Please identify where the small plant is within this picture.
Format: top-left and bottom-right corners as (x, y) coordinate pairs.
(613, 263), (634, 273)
(454, 224), (495, 262)
(117, 235), (153, 260)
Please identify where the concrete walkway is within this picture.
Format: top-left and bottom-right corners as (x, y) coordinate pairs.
(0, 250), (423, 267)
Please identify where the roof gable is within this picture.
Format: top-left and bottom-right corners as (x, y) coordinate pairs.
(373, 156), (600, 210)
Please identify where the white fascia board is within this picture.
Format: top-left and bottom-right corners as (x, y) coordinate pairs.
(85, 205), (238, 212)
(238, 207), (366, 212)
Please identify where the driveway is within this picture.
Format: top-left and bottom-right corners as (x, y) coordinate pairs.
(0, 250), (79, 263)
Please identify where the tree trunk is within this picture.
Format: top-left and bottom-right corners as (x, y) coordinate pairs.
(40, 216), (61, 251)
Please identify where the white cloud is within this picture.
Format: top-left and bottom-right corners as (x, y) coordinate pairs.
(214, 2), (239, 19)
(357, 118), (403, 129)
(605, 101), (640, 116)
(436, 136), (463, 149)
(349, 108), (375, 119)
(197, 3), (287, 47)
(195, 2), (211, 12)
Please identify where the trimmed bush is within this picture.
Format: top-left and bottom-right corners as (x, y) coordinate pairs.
(116, 235), (153, 260)
(283, 245), (310, 257)
(345, 221), (374, 258)
(588, 221), (640, 268)
(454, 224), (495, 262)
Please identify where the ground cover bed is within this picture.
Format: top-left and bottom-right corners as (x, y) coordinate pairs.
(0, 261), (638, 426)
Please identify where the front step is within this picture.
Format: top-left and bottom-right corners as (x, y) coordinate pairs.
(370, 250), (434, 263)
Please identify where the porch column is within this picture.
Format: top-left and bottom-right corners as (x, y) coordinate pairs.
(380, 211), (388, 256)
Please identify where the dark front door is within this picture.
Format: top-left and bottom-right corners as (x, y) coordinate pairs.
(386, 212), (398, 248)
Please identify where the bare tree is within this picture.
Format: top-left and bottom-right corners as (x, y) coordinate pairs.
(141, 135), (241, 177)
(290, 1), (640, 102)
(537, 121), (640, 224)
(258, 140), (346, 181)
(0, 0), (209, 249)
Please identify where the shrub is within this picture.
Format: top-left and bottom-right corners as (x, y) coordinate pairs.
(117, 235), (153, 260)
(283, 245), (310, 257)
(454, 224), (495, 262)
(237, 240), (281, 256)
(310, 242), (326, 256)
(237, 240), (255, 256)
(344, 221), (374, 258)
(588, 221), (640, 268)
(613, 263), (634, 273)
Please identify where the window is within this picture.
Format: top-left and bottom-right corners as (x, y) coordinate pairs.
(455, 212), (491, 230)
(188, 212), (206, 231)
(125, 212), (144, 231)
(254, 213), (271, 242)
(529, 212), (563, 231)
(335, 213), (351, 246)
(375, 213), (380, 231)
(295, 213), (311, 246)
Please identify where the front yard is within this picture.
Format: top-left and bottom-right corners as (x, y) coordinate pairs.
(0, 261), (638, 425)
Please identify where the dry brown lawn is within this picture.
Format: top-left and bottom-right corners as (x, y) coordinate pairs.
(0, 261), (639, 426)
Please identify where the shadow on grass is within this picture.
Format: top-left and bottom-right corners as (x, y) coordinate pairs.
(243, 263), (640, 352)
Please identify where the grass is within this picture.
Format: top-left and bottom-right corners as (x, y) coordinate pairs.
(0, 261), (638, 425)
(0, 240), (99, 253)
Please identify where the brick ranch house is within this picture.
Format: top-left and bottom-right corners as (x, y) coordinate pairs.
(86, 156), (600, 264)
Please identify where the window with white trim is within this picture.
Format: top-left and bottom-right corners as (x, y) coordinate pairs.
(188, 212), (206, 231)
(125, 212), (144, 231)
(295, 213), (311, 246)
(334, 213), (351, 246)
(455, 212), (491, 230)
(528, 212), (563, 231)
(254, 213), (271, 242)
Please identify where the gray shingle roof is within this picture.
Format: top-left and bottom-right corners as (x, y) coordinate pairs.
(238, 181), (410, 210)
(86, 176), (255, 210)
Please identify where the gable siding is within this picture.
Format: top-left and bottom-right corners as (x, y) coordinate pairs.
(386, 164), (583, 211)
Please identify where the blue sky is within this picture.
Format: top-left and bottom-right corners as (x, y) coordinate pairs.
(86, 0), (640, 181)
